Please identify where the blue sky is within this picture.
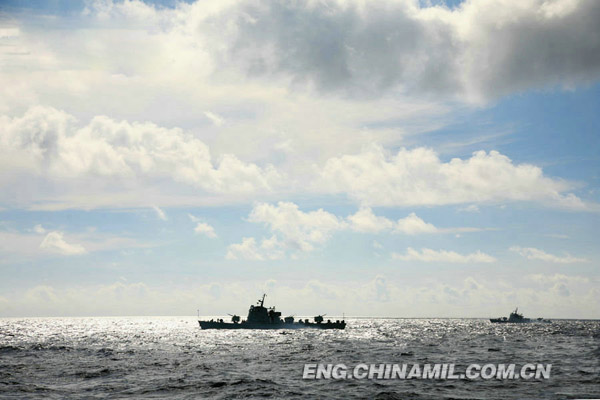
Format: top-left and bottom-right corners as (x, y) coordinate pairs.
(0, 0), (599, 317)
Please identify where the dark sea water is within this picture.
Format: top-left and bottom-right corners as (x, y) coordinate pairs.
(1, 317), (599, 399)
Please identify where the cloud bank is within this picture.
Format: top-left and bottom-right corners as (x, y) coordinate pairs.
(227, 202), (482, 260)
(2, 274), (597, 318)
(0, 106), (282, 208)
(0, 1), (597, 212)
(0, 107), (591, 211)
(320, 145), (589, 209)
(219, 0), (600, 102)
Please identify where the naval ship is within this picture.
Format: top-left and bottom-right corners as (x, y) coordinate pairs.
(490, 308), (550, 323)
(198, 294), (346, 330)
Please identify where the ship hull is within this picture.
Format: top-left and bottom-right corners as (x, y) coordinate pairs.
(198, 321), (345, 330)
(490, 319), (531, 323)
(489, 319), (550, 323)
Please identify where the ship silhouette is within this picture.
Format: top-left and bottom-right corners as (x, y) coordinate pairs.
(198, 294), (346, 330)
(490, 307), (550, 323)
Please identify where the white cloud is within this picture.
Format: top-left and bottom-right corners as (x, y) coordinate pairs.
(189, 214), (217, 238)
(345, 208), (444, 235)
(32, 224), (46, 234)
(510, 246), (587, 263)
(194, 222), (217, 238)
(0, 1), (448, 170)
(152, 206), (167, 221)
(320, 145), (590, 209)
(392, 247), (496, 263)
(230, 202), (484, 260)
(347, 207), (393, 233)
(39, 231), (87, 255)
(248, 202), (345, 252)
(348, 208), (479, 235)
(0, 107), (283, 209)
(394, 212), (438, 234)
(226, 237), (262, 260)
(226, 236), (284, 260)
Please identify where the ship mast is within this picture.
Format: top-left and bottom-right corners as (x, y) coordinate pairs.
(259, 293), (266, 307)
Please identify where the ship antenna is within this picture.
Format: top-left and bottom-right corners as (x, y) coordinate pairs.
(260, 293), (266, 307)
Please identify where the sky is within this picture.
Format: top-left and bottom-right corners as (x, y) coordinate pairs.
(0, 0), (599, 318)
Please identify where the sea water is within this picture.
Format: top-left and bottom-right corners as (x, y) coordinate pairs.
(1, 317), (599, 399)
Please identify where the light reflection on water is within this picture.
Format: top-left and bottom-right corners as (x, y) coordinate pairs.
(0, 317), (599, 399)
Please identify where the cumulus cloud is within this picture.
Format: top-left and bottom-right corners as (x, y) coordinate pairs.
(394, 212), (438, 234)
(1, 2), (597, 212)
(248, 202), (345, 252)
(510, 246), (588, 263)
(218, 0), (600, 102)
(348, 208), (481, 235)
(13, 108), (589, 213)
(228, 202), (346, 260)
(39, 231), (87, 255)
(347, 207), (442, 234)
(189, 215), (218, 238)
(5, 0), (597, 116)
(347, 207), (393, 233)
(0, 0), (449, 167)
(229, 202), (482, 260)
(320, 145), (589, 209)
(226, 236), (284, 261)
(2, 0), (598, 168)
(194, 222), (217, 238)
(0, 106), (282, 208)
(392, 247), (496, 263)
(226, 237), (262, 260)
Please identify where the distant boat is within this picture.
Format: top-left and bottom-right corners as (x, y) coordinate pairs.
(198, 294), (346, 330)
(490, 307), (551, 324)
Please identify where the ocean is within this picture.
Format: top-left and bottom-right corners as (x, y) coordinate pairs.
(1, 317), (599, 399)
